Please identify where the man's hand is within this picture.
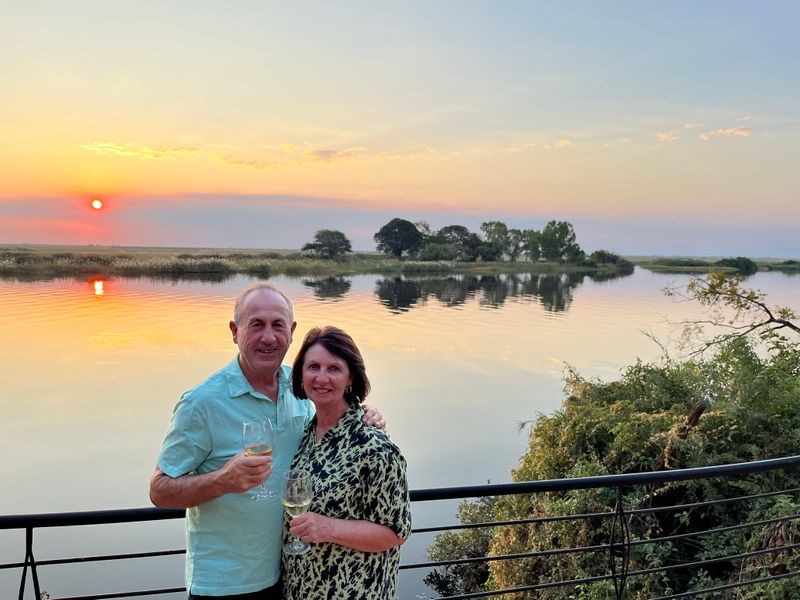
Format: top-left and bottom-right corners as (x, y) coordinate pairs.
(218, 451), (273, 493)
(361, 403), (387, 431)
(150, 451), (273, 509)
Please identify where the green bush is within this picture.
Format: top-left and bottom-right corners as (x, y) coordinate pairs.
(427, 335), (800, 597)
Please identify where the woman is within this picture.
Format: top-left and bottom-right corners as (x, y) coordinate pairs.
(282, 326), (411, 599)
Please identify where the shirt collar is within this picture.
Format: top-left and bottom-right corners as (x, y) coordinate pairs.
(224, 354), (288, 401)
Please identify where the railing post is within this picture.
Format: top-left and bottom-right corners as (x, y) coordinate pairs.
(18, 526), (42, 600)
(609, 485), (631, 600)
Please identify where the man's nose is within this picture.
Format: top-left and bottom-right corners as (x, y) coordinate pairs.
(260, 327), (277, 342)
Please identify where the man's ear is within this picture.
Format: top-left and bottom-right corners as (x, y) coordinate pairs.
(229, 320), (239, 343)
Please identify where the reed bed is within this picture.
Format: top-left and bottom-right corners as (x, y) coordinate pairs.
(0, 246), (670, 280)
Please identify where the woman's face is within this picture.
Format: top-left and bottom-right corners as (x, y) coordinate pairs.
(301, 343), (352, 408)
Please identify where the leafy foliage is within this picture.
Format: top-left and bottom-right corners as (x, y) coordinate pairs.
(374, 218), (423, 258)
(426, 280), (800, 598)
(301, 229), (352, 260)
(714, 256), (758, 275)
(540, 220), (584, 262)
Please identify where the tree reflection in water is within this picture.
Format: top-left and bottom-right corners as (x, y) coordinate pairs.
(302, 276), (352, 300)
(375, 271), (631, 314)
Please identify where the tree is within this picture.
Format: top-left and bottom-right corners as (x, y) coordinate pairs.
(522, 229), (542, 262)
(480, 221), (510, 260)
(373, 218), (423, 258)
(507, 229), (526, 262)
(436, 225), (480, 261)
(714, 256), (758, 275)
(301, 229), (352, 260)
(666, 272), (799, 355)
(414, 221), (435, 246)
(539, 220), (583, 262)
(589, 249), (621, 264)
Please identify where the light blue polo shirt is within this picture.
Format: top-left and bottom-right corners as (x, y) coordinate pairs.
(157, 356), (314, 596)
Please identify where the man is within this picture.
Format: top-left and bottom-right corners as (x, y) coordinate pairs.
(150, 283), (385, 599)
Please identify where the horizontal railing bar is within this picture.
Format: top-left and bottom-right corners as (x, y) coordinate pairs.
(0, 549), (186, 570)
(401, 540), (610, 569)
(51, 587), (184, 600)
(412, 486), (800, 534)
(628, 541), (800, 578)
(0, 508), (185, 530)
(412, 510), (613, 533)
(431, 571), (615, 598)
(3, 457), (798, 531)
(627, 512), (799, 549)
(411, 455), (800, 502)
(433, 541), (800, 599)
(404, 513), (799, 570)
(649, 569), (800, 600)
(633, 486), (800, 516)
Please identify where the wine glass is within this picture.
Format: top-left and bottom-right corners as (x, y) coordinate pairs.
(282, 469), (313, 555)
(243, 419), (275, 500)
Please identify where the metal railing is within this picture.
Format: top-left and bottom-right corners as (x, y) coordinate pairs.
(3, 455), (799, 600)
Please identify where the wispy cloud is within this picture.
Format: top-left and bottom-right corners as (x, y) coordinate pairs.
(656, 131), (679, 142)
(683, 123), (704, 130)
(698, 127), (752, 142)
(544, 139), (573, 149)
(80, 142), (203, 159)
(306, 147), (364, 162)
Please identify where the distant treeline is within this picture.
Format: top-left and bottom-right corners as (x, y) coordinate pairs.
(304, 217), (634, 271)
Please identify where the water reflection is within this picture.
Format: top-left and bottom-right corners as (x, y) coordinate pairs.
(302, 276), (352, 300)
(374, 271), (626, 313)
(93, 279), (105, 297)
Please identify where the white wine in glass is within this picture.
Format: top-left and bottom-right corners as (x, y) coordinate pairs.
(243, 419), (275, 500)
(282, 469), (313, 555)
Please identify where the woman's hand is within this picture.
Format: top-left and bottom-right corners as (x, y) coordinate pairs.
(289, 511), (335, 544)
(288, 511), (405, 552)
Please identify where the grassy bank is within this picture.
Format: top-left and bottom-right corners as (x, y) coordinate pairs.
(0, 245), (631, 280)
(629, 255), (800, 274)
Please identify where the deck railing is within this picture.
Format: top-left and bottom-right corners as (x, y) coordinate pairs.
(3, 455), (799, 600)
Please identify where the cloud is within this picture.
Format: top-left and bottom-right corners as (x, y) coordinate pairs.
(80, 142), (203, 159)
(698, 127), (752, 142)
(683, 123), (703, 129)
(656, 131), (679, 142)
(544, 139), (573, 149)
(306, 147), (364, 162)
(714, 127), (752, 137)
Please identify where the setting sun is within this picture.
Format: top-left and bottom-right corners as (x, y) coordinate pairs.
(91, 199), (103, 210)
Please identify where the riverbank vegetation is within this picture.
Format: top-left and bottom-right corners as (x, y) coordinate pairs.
(425, 276), (800, 598)
(632, 255), (800, 274)
(0, 245), (633, 280)
(2, 214), (795, 280)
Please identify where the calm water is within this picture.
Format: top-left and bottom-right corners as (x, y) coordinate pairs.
(1, 268), (798, 598)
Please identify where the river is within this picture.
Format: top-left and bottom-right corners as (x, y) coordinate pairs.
(1, 268), (798, 597)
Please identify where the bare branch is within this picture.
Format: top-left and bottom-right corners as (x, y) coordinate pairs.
(665, 273), (799, 354)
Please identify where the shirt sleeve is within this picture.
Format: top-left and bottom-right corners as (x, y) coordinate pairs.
(360, 445), (412, 540)
(156, 392), (212, 478)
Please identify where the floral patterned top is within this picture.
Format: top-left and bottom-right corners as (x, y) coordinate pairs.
(282, 405), (412, 599)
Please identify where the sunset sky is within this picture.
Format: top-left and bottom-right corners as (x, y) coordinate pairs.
(1, 1), (798, 256)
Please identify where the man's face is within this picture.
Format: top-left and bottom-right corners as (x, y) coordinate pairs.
(230, 289), (296, 381)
